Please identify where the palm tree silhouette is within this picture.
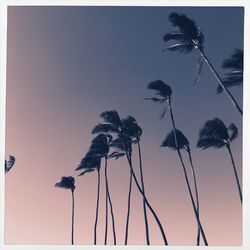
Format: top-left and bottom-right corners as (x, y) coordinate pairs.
(93, 110), (168, 245)
(161, 129), (201, 245)
(163, 12), (242, 116)
(197, 118), (242, 203)
(55, 176), (75, 245)
(5, 155), (15, 173)
(146, 80), (208, 245)
(76, 151), (101, 245)
(89, 132), (117, 245)
(217, 49), (243, 94)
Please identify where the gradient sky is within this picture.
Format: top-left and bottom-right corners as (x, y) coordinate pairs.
(5, 6), (243, 245)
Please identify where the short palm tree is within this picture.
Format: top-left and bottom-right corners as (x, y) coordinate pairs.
(197, 118), (242, 203)
(55, 176), (76, 245)
(93, 110), (168, 245)
(5, 155), (15, 173)
(76, 151), (101, 245)
(161, 129), (201, 245)
(163, 12), (242, 116)
(146, 80), (208, 245)
(217, 49), (243, 94)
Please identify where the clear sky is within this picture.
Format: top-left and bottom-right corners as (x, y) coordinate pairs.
(5, 6), (243, 245)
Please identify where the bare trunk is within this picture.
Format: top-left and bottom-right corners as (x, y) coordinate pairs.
(71, 190), (75, 245)
(226, 144), (242, 203)
(104, 161), (108, 245)
(94, 169), (100, 245)
(168, 99), (208, 246)
(137, 140), (150, 245)
(199, 50), (242, 116)
(187, 150), (200, 245)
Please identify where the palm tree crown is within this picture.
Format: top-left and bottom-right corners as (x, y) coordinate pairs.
(55, 176), (75, 192)
(217, 49), (243, 94)
(197, 118), (238, 149)
(5, 155), (16, 173)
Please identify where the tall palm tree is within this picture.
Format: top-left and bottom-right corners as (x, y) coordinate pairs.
(163, 12), (242, 116)
(93, 110), (168, 245)
(76, 151), (101, 245)
(161, 129), (201, 245)
(146, 80), (208, 245)
(197, 118), (242, 203)
(5, 155), (15, 173)
(217, 49), (243, 94)
(55, 176), (76, 245)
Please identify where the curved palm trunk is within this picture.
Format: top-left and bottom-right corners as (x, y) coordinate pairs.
(105, 157), (117, 245)
(199, 50), (243, 116)
(104, 162), (108, 245)
(121, 141), (168, 245)
(187, 150), (200, 245)
(137, 140), (150, 245)
(94, 169), (101, 245)
(124, 166), (133, 245)
(71, 190), (75, 245)
(168, 99), (208, 246)
(226, 144), (242, 203)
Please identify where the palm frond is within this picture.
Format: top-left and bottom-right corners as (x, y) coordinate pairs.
(167, 43), (194, 54)
(110, 135), (132, 153)
(92, 123), (119, 134)
(163, 32), (183, 42)
(144, 97), (166, 103)
(222, 49), (243, 70)
(76, 152), (101, 171)
(108, 151), (126, 160)
(147, 80), (172, 99)
(197, 137), (225, 149)
(5, 155), (15, 173)
(121, 116), (142, 140)
(100, 110), (121, 127)
(161, 129), (189, 150)
(228, 123), (238, 142)
(55, 176), (75, 190)
(78, 168), (95, 176)
(194, 57), (203, 85)
(160, 107), (167, 119)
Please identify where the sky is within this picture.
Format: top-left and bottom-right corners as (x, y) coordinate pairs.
(5, 6), (243, 245)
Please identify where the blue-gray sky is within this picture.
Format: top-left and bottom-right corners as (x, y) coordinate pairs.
(5, 6), (243, 245)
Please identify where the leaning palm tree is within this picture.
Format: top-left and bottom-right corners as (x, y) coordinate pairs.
(161, 129), (201, 245)
(76, 151), (101, 245)
(55, 176), (76, 245)
(5, 155), (15, 173)
(197, 118), (242, 203)
(93, 110), (168, 245)
(146, 80), (208, 245)
(163, 12), (242, 116)
(217, 49), (243, 94)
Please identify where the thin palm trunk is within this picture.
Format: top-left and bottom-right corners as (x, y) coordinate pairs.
(105, 157), (117, 245)
(94, 169), (100, 245)
(124, 165), (133, 245)
(137, 140), (150, 245)
(199, 50), (242, 116)
(71, 190), (75, 245)
(168, 99), (208, 246)
(187, 150), (200, 245)
(121, 140), (168, 245)
(104, 162), (108, 245)
(226, 144), (242, 203)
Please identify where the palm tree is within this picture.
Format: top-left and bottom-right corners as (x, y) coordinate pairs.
(76, 151), (101, 245)
(146, 80), (208, 245)
(217, 49), (243, 94)
(197, 118), (242, 203)
(93, 110), (168, 245)
(161, 129), (201, 245)
(55, 176), (76, 245)
(5, 155), (15, 173)
(163, 12), (242, 116)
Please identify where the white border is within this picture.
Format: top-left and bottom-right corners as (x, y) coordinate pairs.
(0, 0), (249, 250)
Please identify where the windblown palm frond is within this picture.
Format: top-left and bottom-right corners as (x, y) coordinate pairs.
(78, 168), (95, 176)
(110, 134), (132, 154)
(147, 80), (172, 99)
(55, 176), (75, 191)
(76, 152), (101, 171)
(197, 118), (233, 149)
(100, 110), (121, 127)
(108, 151), (126, 160)
(5, 155), (15, 173)
(217, 49), (243, 94)
(228, 123), (238, 142)
(161, 129), (190, 150)
(163, 12), (204, 53)
(122, 116), (143, 141)
(92, 123), (119, 134)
